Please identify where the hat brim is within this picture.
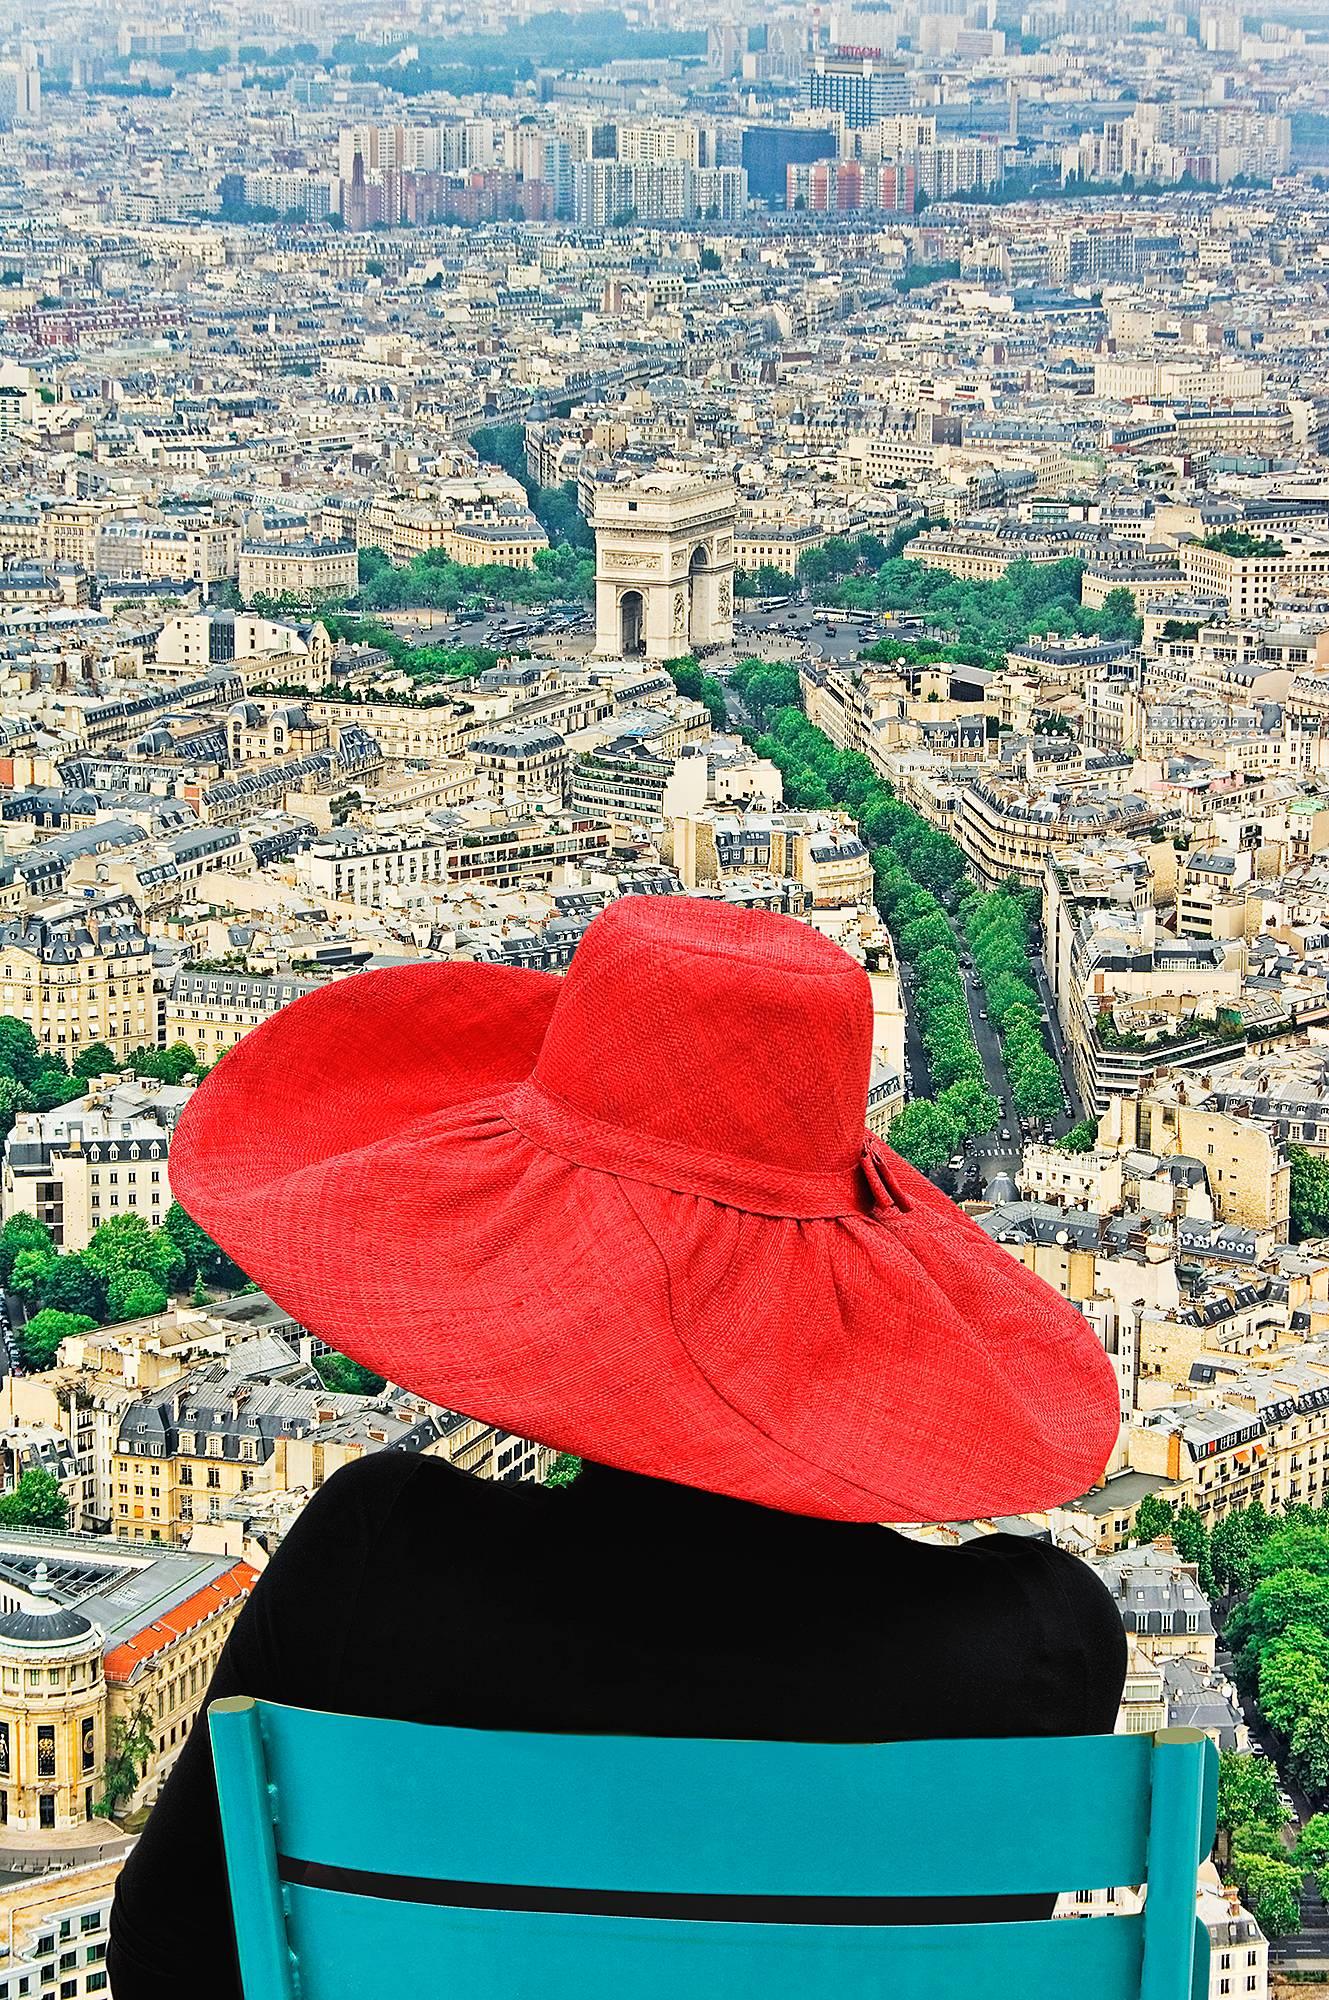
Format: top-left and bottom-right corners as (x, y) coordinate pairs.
(169, 962), (1120, 1524)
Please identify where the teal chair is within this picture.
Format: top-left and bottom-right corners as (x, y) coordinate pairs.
(208, 1697), (1218, 2000)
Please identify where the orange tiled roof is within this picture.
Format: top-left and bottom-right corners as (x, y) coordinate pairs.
(103, 1562), (258, 1685)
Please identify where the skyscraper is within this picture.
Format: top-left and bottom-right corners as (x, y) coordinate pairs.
(804, 50), (909, 129)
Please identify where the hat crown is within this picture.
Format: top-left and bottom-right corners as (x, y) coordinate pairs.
(531, 897), (874, 1174)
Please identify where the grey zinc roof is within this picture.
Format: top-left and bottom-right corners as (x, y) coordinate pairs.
(0, 1530), (241, 1646)
(1092, 1543), (1216, 1635)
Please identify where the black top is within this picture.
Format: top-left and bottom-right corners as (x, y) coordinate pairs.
(107, 1452), (1127, 1997)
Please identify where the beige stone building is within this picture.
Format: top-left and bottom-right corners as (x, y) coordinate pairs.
(0, 902), (154, 1067)
(1103, 1085), (1291, 1237)
(733, 516), (836, 575)
(0, 1568), (106, 1833)
(664, 808), (874, 909)
(1179, 537), (1329, 621)
(99, 518), (240, 587)
(907, 526), (1079, 581)
(1, 1074), (195, 1254)
(359, 490), (547, 570)
(163, 964), (325, 1064)
(955, 775), (1161, 889)
(0, 1851), (121, 1997)
(154, 610), (333, 686)
(237, 539), (358, 607)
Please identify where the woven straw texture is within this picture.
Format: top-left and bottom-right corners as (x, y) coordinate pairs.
(167, 897), (1120, 1523)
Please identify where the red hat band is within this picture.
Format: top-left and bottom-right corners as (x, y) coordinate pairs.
(506, 1077), (900, 1219)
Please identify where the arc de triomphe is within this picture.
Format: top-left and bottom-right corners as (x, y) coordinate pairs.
(590, 472), (735, 659)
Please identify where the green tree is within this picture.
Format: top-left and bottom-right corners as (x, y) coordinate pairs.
(1217, 1749), (1290, 1839)
(105, 1270), (169, 1322)
(1096, 587), (1143, 643)
(0, 1214), (52, 1287)
(0, 1074), (34, 1140)
(40, 1253), (107, 1322)
(1290, 1146), (1329, 1241)
(163, 1201), (237, 1286)
(1295, 1810), (1329, 1873)
(546, 1452), (582, 1488)
(1230, 1568), (1329, 1658)
(1132, 1493), (1175, 1544)
(1057, 1118), (1099, 1153)
(939, 1075), (1001, 1139)
(10, 1245), (57, 1301)
(1172, 1505), (1214, 1595)
(84, 1215), (184, 1292)
(1291, 1692), (1329, 1799)
(71, 1041), (119, 1079)
(31, 1068), (85, 1113)
(1211, 1503), (1272, 1597)
(130, 1041), (201, 1084)
(888, 1099), (958, 1175)
(95, 1698), (155, 1819)
(1230, 1849), (1301, 1939)
(314, 1352), (385, 1395)
(16, 1308), (97, 1371)
(0, 1464), (68, 1529)
(0, 1016), (41, 1085)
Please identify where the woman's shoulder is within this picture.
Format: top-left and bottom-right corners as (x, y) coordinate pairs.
(963, 1533), (1127, 1727)
(300, 1448), (559, 1548)
(963, 1532), (1120, 1622)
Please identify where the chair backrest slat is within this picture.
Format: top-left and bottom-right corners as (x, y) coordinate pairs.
(209, 1698), (1219, 2000)
(231, 1699), (1160, 1897)
(281, 1882), (1149, 2000)
(1140, 1729), (1213, 2000)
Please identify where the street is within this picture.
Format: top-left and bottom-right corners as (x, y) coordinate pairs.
(935, 916), (1076, 1198)
(377, 595), (1079, 1198)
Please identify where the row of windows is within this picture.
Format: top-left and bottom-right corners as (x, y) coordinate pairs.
(0, 1784), (97, 1828)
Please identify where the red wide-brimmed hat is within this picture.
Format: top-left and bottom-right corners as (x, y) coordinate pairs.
(167, 896), (1118, 1523)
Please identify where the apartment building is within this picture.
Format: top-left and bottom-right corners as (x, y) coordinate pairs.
(0, 1854), (120, 1998)
(359, 492), (547, 569)
(0, 1527), (256, 1823)
(164, 965), (326, 1062)
(97, 518), (239, 586)
(1123, 1351), (1329, 1528)
(299, 808), (612, 905)
(1179, 538), (1329, 621)
(955, 774), (1159, 889)
(470, 724), (569, 803)
(568, 738), (709, 829)
(237, 540), (358, 607)
(0, 903), (154, 1066)
(1102, 1083), (1291, 1237)
(664, 808), (874, 908)
(908, 525), (1082, 581)
(1, 1076), (194, 1253)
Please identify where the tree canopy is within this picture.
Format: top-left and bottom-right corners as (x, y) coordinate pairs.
(0, 1465), (68, 1530)
(1290, 1146), (1329, 1242)
(0, 1019), (86, 1140)
(809, 551), (1139, 662)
